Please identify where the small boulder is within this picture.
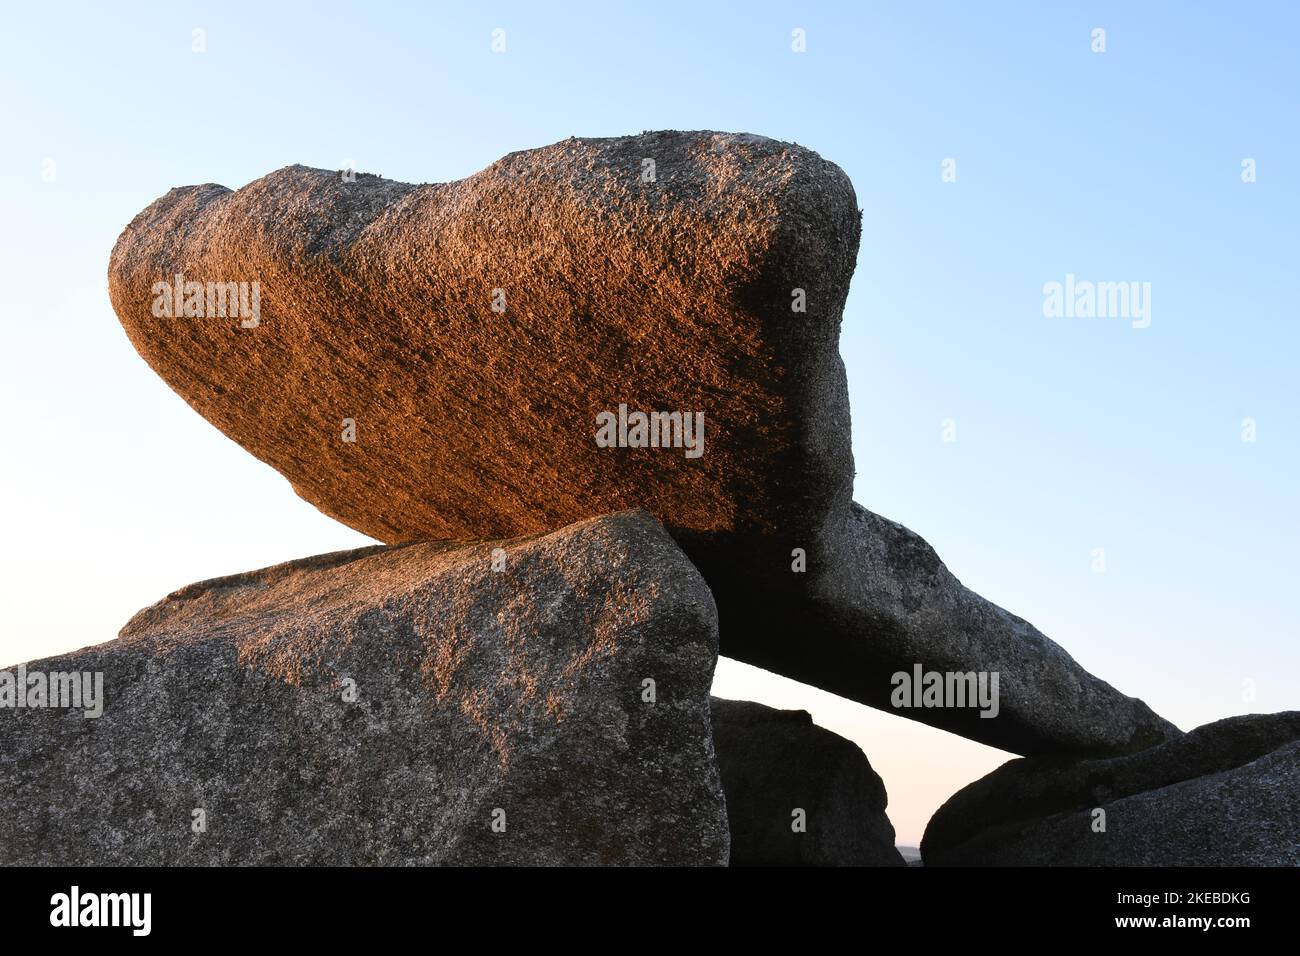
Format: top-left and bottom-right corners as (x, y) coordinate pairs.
(710, 697), (904, 866)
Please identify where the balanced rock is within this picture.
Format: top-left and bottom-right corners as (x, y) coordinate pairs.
(711, 698), (904, 866)
(922, 712), (1300, 866)
(0, 510), (729, 866)
(108, 130), (1174, 756)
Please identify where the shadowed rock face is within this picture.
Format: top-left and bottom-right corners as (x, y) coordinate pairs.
(699, 503), (1180, 757)
(921, 712), (1300, 866)
(108, 130), (1175, 756)
(710, 698), (904, 866)
(0, 510), (729, 866)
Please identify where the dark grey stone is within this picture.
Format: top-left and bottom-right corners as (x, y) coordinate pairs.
(710, 697), (904, 866)
(702, 503), (1181, 757)
(922, 712), (1300, 865)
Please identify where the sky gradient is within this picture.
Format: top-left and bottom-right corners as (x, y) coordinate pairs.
(2, 1), (1297, 844)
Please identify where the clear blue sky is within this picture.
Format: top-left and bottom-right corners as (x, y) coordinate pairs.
(2, 1), (1296, 843)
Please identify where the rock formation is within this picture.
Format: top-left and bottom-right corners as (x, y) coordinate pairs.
(21, 127), (1266, 867)
(107, 131), (1175, 757)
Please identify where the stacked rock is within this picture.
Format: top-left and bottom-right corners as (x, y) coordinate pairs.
(5, 131), (1289, 864)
